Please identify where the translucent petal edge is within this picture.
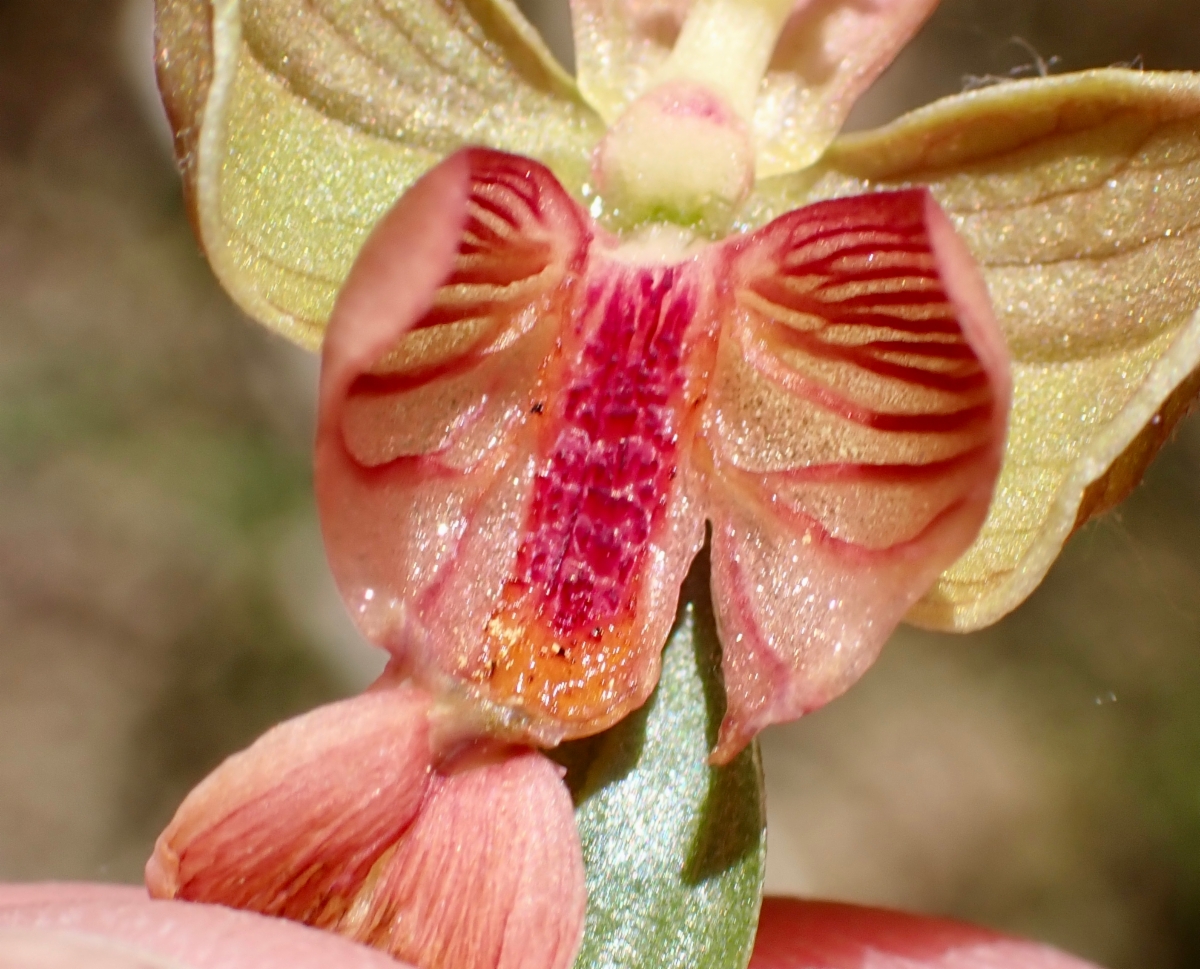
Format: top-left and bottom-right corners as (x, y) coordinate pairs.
(908, 306), (1200, 631)
(191, 0), (323, 348)
(824, 68), (1200, 178)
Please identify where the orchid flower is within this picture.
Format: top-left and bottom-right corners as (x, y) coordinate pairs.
(146, 0), (1200, 967)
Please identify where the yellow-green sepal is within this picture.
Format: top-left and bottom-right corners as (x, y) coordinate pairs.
(745, 69), (1200, 631)
(154, 0), (603, 349)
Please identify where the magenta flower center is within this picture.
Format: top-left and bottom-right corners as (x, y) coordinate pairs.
(517, 265), (700, 633)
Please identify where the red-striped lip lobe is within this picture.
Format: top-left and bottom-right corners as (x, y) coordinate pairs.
(319, 148), (1007, 753)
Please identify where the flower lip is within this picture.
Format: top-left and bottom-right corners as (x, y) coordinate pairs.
(315, 146), (1010, 763)
(146, 1), (1200, 966)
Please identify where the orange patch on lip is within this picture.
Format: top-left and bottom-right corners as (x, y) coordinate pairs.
(470, 587), (648, 736)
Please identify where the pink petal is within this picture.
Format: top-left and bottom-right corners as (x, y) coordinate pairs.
(704, 190), (1010, 761)
(750, 898), (1102, 969)
(349, 749), (586, 969)
(145, 682), (585, 969)
(316, 148), (594, 739)
(316, 146), (711, 745)
(318, 147), (1007, 762)
(146, 681), (435, 920)
(0, 884), (408, 969)
(757, 0), (942, 169)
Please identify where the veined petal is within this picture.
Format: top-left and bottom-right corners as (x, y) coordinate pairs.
(350, 749), (585, 969)
(704, 189), (1008, 760)
(320, 148), (1009, 758)
(571, 0), (938, 177)
(153, 0), (603, 348)
(319, 147), (713, 746)
(750, 898), (1102, 968)
(748, 69), (1200, 630)
(316, 147), (614, 743)
(146, 682), (436, 924)
(145, 681), (585, 969)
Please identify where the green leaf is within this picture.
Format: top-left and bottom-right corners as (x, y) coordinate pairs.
(555, 556), (767, 969)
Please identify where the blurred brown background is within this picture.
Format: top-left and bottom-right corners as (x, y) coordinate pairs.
(0, 0), (1198, 966)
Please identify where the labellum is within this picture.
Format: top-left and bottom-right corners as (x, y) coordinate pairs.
(148, 0), (1200, 967)
(315, 145), (1008, 760)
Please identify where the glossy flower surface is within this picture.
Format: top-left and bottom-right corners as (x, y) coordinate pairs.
(314, 143), (1008, 761)
(155, 0), (1200, 757)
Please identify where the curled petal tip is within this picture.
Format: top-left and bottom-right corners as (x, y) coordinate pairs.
(919, 191), (1012, 438)
(143, 838), (178, 901)
(320, 151), (474, 393)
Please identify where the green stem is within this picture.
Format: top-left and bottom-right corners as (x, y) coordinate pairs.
(659, 0), (795, 120)
(554, 551), (767, 969)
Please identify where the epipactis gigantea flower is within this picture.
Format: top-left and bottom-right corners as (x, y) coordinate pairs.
(147, 0), (1200, 965)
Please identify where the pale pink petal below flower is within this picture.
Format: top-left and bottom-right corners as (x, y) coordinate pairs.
(316, 148), (1008, 761)
(0, 884), (409, 969)
(750, 899), (1104, 969)
(145, 682), (585, 969)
